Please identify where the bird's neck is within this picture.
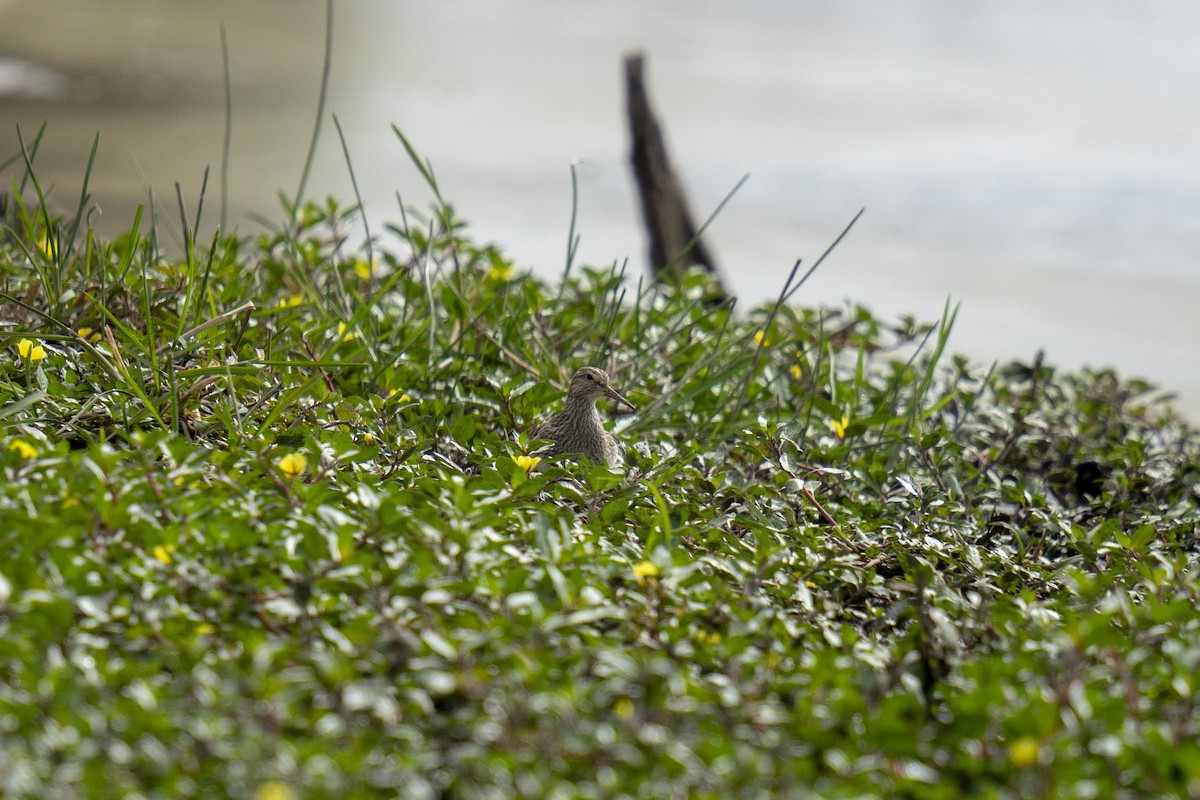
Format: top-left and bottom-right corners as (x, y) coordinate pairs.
(563, 395), (601, 419)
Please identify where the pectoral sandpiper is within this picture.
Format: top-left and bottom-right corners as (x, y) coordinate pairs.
(530, 367), (634, 468)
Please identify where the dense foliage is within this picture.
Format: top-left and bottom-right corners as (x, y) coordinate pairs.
(1, 173), (1198, 799)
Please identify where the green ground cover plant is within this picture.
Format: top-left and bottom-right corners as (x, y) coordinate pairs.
(2, 125), (1199, 799)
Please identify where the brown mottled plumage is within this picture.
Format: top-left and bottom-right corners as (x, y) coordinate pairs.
(530, 367), (634, 467)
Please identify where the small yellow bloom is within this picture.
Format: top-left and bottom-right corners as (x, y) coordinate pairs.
(336, 321), (360, 342)
(255, 782), (296, 800)
(388, 389), (412, 403)
(1008, 736), (1041, 768)
(362, 432), (376, 445)
(699, 630), (722, 646)
(277, 294), (304, 309)
(8, 439), (37, 459)
(35, 231), (54, 259)
(790, 364), (803, 380)
(487, 264), (516, 282)
(753, 330), (771, 347)
(17, 338), (47, 362)
(194, 623), (214, 636)
(511, 455), (542, 472)
(278, 452), (308, 477)
(613, 698), (635, 720)
(831, 414), (850, 439)
(152, 544), (176, 565)
(352, 258), (375, 280)
(632, 561), (660, 585)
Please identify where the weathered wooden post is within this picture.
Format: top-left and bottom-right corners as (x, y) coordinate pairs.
(624, 52), (728, 300)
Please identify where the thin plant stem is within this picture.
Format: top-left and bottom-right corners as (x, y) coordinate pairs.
(219, 21), (233, 233)
(291, 0), (335, 229)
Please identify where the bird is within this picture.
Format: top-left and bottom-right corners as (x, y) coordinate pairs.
(530, 367), (635, 468)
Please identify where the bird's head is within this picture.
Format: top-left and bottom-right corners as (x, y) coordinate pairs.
(568, 367), (634, 410)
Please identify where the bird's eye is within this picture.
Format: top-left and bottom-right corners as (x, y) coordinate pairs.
(585, 373), (593, 381)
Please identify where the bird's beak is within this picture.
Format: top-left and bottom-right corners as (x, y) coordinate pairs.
(605, 385), (635, 411)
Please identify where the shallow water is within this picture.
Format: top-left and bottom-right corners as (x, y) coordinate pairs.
(2, 0), (1197, 416)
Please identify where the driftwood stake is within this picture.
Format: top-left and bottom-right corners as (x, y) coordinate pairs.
(624, 52), (727, 299)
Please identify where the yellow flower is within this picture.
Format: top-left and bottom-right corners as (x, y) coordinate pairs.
(193, 623), (214, 636)
(278, 452), (307, 477)
(831, 414), (850, 439)
(511, 455), (542, 472)
(362, 432), (376, 445)
(336, 321), (360, 342)
(152, 544), (176, 565)
(388, 389), (412, 403)
(35, 230), (54, 259)
(8, 439), (37, 459)
(352, 258), (375, 280)
(790, 364), (803, 380)
(255, 782), (296, 800)
(753, 330), (771, 347)
(632, 561), (660, 585)
(17, 338), (47, 362)
(487, 264), (516, 282)
(699, 630), (722, 646)
(613, 698), (635, 720)
(1008, 736), (1041, 768)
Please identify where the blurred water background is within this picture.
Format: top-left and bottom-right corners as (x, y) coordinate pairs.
(2, 0), (1197, 416)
